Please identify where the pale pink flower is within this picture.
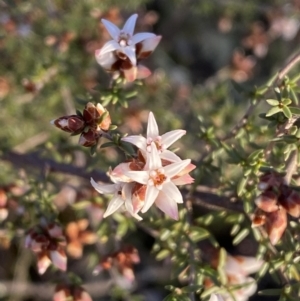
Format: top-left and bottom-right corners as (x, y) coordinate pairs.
(90, 178), (142, 220)
(122, 111), (186, 162)
(124, 143), (191, 219)
(95, 14), (161, 82)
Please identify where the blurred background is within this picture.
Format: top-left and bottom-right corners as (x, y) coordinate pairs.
(1, 0), (300, 300)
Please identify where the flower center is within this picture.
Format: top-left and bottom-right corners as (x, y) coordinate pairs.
(148, 168), (167, 190)
(118, 32), (132, 46)
(146, 136), (165, 153)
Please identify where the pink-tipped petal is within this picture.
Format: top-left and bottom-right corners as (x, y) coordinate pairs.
(37, 253), (51, 274)
(50, 249), (67, 271)
(141, 186), (159, 213)
(164, 159), (191, 178)
(122, 14), (138, 36)
(161, 130), (186, 149)
(160, 150), (182, 162)
(136, 65), (152, 79)
(110, 163), (132, 182)
(155, 191), (179, 220)
(103, 196), (124, 218)
(147, 112), (159, 138)
(172, 174), (194, 185)
(122, 135), (147, 151)
(123, 66), (138, 82)
(162, 181), (183, 203)
(132, 32), (156, 44)
(101, 19), (120, 40)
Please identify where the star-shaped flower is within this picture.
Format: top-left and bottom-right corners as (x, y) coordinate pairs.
(122, 112), (186, 162)
(99, 14), (155, 66)
(124, 143), (191, 219)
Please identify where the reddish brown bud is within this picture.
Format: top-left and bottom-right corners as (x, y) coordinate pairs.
(279, 191), (300, 218)
(254, 190), (278, 212)
(78, 129), (101, 147)
(83, 103), (111, 130)
(52, 115), (85, 134)
(265, 208), (287, 245)
(252, 209), (266, 227)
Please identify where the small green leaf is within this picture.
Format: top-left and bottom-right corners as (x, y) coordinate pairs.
(100, 142), (115, 148)
(266, 106), (282, 117)
(258, 289), (282, 296)
(282, 105), (292, 119)
(289, 106), (300, 115)
(189, 226), (211, 242)
(282, 98), (292, 106)
(266, 99), (279, 106)
(290, 89), (299, 105)
(232, 228), (250, 245)
(156, 249), (170, 260)
(237, 176), (248, 197)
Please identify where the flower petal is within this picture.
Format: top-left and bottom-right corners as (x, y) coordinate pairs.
(122, 14), (138, 36)
(123, 183), (143, 221)
(122, 135), (147, 151)
(233, 256), (264, 275)
(209, 294), (225, 301)
(161, 129), (186, 149)
(123, 66), (138, 82)
(142, 185), (159, 213)
(124, 46), (137, 66)
(164, 159), (191, 179)
(148, 142), (162, 170)
(160, 150), (182, 162)
(132, 32), (156, 44)
(50, 249), (67, 271)
(124, 170), (149, 184)
(99, 40), (120, 56)
(103, 195), (124, 218)
(136, 65), (152, 79)
(91, 178), (117, 194)
(95, 50), (118, 70)
(147, 112), (159, 138)
(101, 19), (120, 40)
(138, 35), (162, 59)
(37, 253), (51, 274)
(162, 181), (183, 203)
(155, 191), (178, 220)
(172, 174), (194, 185)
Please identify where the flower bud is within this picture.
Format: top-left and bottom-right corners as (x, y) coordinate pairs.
(52, 115), (85, 134)
(78, 129), (101, 147)
(265, 208), (287, 245)
(83, 103), (111, 130)
(254, 190), (278, 212)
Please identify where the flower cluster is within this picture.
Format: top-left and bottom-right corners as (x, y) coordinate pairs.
(94, 245), (140, 282)
(51, 102), (111, 147)
(205, 253), (263, 301)
(91, 111), (195, 220)
(25, 220), (67, 274)
(53, 284), (92, 301)
(252, 172), (300, 245)
(95, 14), (161, 82)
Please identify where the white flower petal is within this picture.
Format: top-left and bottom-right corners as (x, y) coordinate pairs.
(233, 256), (264, 275)
(142, 185), (159, 213)
(99, 40), (120, 56)
(124, 46), (137, 66)
(162, 181), (183, 203)
(136, 65), (152, 79)
(138, 35), (162, 58)
(155, 191), (179, 220)
(164, 159), (191, 179)
(132, 32), (156, 44)
(122, 14), (138, 36)
(103, 195), (124, 218)
(161, 129), (186, 148)
(95, 50), (118, 70)
(148, 142), (162, 170)
(90, 178), (117, 194)
(124, 171), (149, 184)
(209, 294), (225, 301)
(122, 135), (147, 151)
(160, 150), (182, 162)
(101, 19), (120, 40)
(50, 250), (67, 271)
(147, 112), (159, 138)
